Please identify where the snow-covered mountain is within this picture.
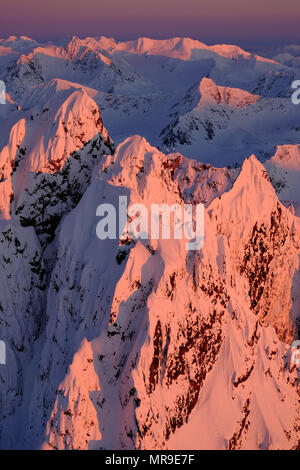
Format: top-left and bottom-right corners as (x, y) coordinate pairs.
(160, 77), (300, 165)
(0, 77), (113, 244)
(0, 36), (300, 450)
(264, 144), (300, 217)
(1, 35), (299, 149)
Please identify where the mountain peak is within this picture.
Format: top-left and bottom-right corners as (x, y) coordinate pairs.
(210, 153), (279, 229)
(233, 153), (274, 196)
(5, 35), (36, 44)
(268, 144), (300, 170)
(199, 77), (259, 107)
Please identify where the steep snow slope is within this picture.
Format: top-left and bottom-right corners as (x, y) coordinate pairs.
(1, 136), (298, 450)
(251, 69), (298, 98)
(0, 219), (45, 444)
(265, 144), (300, 217)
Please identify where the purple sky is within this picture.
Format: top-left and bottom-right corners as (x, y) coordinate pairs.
(1, 0), (300, 44)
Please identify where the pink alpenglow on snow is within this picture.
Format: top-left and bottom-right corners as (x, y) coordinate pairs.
(0, 29), (300, 451)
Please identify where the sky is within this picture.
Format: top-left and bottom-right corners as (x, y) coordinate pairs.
(1, 0), (299, 45)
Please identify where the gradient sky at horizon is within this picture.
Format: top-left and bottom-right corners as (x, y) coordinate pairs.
(1, 0), (300, 45)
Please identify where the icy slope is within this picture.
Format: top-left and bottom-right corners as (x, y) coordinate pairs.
(265, 144), (300, 217)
